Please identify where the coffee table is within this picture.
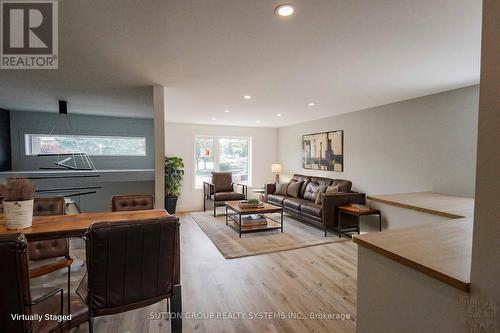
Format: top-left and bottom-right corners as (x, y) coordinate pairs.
(225, 201), (284, 238)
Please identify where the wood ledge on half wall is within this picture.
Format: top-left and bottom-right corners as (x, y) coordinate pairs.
(355, 191), (475, 292)
(367, 191), (474, 219)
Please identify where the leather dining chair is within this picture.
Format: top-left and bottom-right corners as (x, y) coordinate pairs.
(111, 194), (154, 212)
(29, 197), (73, 311)
(203, 171), (247, 216)
(77, 216), (181, 333)
(0, 234), (89, 333)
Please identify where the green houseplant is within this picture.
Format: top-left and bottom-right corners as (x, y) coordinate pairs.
(164, 156), (184, 214)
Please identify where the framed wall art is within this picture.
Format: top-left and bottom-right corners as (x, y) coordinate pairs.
(302, 130), (343, 171)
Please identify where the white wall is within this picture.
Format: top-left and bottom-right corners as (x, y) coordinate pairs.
(165, 122), (278, 211)
(356, 246), (468, 333)
(278, 85), (479, 197)
(470, 0), (500, 328)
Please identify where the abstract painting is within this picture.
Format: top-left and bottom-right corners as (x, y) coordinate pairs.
(302, 130), (343, 171)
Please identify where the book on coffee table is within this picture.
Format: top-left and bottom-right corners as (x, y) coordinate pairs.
(240, 215), (268, 226)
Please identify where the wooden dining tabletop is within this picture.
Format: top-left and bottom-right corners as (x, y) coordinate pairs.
(0, 209), (170, 241)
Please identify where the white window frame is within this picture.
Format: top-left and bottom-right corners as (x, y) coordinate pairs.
(25, 133), (147, 157)
(193, 135), (252, 189)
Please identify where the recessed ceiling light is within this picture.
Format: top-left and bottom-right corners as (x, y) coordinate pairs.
(224, 109), (230, 113)
(256, 120), (261, 123)
(308, 102), (315, 106)
(276, 113), (282, 117)
(211, 117), (217, 120)
(275, 4), (295, 17)
(244, 95), (252, 99)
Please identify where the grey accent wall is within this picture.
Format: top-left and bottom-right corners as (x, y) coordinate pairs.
(2, 111), (155, 212)
(9, 111), (154, 171)
(0, 109), (11, 171)
(278, 85), (479, 197)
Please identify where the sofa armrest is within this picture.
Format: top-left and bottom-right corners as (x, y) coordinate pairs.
(265, 183), (276, 195)
(322, 192), (366, 231)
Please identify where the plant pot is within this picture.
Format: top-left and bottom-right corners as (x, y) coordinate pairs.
(164, 196), (178, 215)
(3, 199), (34, 229)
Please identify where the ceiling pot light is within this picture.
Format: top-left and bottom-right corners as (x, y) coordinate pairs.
(244, 95), (252, 99)
(224, 109), (230, 113)
(275, 4), (295, 17)
(211, 117), (217, 120)
(308, 102), (315, 106)
(276, 113), (282, 117)
(256, 120), (261, 123)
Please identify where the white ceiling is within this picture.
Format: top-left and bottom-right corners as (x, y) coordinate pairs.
(0, 0), (482, 127)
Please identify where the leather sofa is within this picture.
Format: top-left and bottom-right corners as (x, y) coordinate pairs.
(265, 174), (365, 236)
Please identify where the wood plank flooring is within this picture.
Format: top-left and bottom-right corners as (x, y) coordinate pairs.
(31, 213), (358, 333)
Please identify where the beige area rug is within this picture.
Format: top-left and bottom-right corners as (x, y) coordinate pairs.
(190, 211), (347, 259)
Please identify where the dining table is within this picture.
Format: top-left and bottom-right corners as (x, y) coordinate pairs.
(0, 209), (170, 241)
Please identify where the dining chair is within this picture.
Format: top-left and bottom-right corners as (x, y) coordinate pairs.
(29, 197), (73, 311)
(203, 171), (247, 216)
(0, 233), (89, 333)
(111, 194), (154, 212)
(77, 216), (182, 333)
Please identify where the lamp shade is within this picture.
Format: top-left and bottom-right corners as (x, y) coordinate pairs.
(271, 164), (282, 173)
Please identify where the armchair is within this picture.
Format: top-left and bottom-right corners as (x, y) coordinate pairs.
(28, 197), (73, 314)
(0, 234), (88, 333)
(78, 216), (181, 333)
(203, 171), (247, 216)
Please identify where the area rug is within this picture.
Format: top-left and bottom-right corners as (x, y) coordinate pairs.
(189, 211), (347, 259)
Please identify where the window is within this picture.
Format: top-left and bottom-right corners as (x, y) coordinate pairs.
(25, 134), (147, 156)
(195, 136), (251, 189)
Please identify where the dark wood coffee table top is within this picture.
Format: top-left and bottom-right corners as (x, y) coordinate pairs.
(225, 201), (282, 214)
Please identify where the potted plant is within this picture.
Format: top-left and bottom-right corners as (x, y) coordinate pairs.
(164, 156), (184, 214)
(0, 178), (36, 229)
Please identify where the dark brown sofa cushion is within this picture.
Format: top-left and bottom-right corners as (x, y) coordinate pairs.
(287, 181), (303, 198)
(283, 198), (303, 211)
(268, 194), (287, 205)
(301, 202), (322, 217)
(303, 177), (332, 201)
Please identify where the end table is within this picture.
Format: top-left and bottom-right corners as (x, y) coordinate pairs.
(336, 205), (382, 238)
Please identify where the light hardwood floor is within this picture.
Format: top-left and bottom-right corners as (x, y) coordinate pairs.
(32, 213), (358, 333)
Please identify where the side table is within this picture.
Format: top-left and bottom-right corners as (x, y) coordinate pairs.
(337, 205), (382, 238)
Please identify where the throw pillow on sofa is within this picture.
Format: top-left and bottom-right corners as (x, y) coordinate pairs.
(317, 185), (340, 204)
(275, 182), (289, 195)
(314, 184), (329, 205)
(287, 181), (303, 198)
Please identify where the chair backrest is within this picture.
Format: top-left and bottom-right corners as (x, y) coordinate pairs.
(33, 197), (65, 216)
(211, 172), (234, 193)
(82, 216), (180, 317)
(30, 196), (68, 260)
(111, 194), (154, 212)
(0, 234), (32, 333)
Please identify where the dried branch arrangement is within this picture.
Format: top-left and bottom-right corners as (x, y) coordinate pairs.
(0, 178), (36, 201)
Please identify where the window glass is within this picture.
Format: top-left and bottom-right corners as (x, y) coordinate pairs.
(25, 134), (146, 156)
(194, 136), (251, 189)
(195, 137), (215, 189)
